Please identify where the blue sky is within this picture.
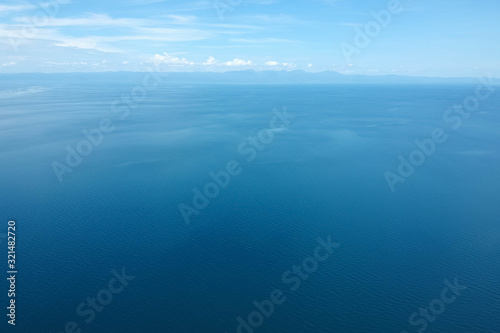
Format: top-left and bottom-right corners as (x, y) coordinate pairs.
(0, 0), (499, 76)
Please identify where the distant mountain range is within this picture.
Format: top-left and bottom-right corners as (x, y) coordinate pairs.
(1, 70), (496, 85)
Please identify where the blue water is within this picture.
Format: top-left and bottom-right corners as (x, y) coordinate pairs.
(1, 76), (500, 332)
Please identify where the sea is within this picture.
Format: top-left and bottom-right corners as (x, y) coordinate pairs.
(1, 74), (499, 333)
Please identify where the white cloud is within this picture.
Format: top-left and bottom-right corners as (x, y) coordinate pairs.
(125, 0), (167, 4)
(2, 61), (16, 67)
(265, 61), (296, 68)
(247, 0), (276, 4)
(53, 28), (210, 53)
(230, 38), (301, 44)
(242, 14), (297, 25)
(265, 61), (279, 66)
(5, 13), (211, 54)
(13, 13), (150, 28)
(0, 4), (36, 14)
(153, 53), (195, 65)
(149, 54), (254, 68)
(308, 63), (313, 68)
(203, 56), (217, 65)
(224, 58), (252, 66)
(54, 37), (121, 53)
(163, 15), (197, 25)
(122, 61), (130, 64)
(44, 61), (89, 65)
(129, 27), (212, 41)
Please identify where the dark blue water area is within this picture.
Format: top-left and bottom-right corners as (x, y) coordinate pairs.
(1, 77), (499, 332)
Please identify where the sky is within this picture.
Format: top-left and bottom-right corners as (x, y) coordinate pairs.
(0, 0), (499, 76)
